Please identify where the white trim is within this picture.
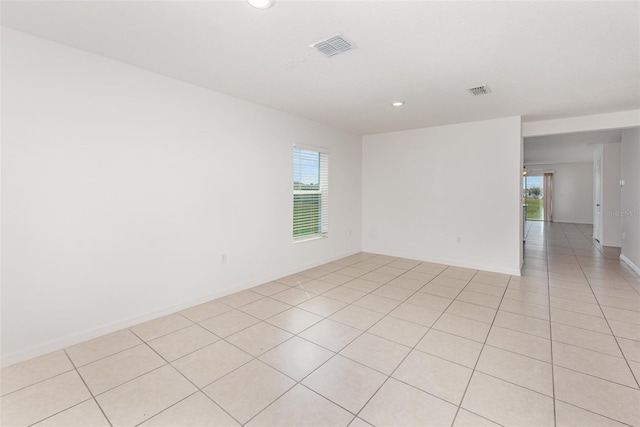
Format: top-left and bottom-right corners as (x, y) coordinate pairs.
(621, 254), (640, 276)
(293, 142), (330, 154)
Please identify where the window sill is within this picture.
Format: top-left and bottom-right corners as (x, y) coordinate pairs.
(293, 234), (328, 244)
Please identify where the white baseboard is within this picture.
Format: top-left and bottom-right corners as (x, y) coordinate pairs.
(1, 248), (362, 368)
(620, 254), (640, 276)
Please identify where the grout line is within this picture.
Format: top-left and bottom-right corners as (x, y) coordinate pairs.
(544, 223), (558, 427)
(62, 349), (114, 427)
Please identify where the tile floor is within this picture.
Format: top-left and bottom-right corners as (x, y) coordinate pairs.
(2, 221), (640, 426)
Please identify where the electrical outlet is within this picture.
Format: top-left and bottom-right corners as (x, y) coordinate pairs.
(221, 253), (227, 264)
(622, 232), (626, 240)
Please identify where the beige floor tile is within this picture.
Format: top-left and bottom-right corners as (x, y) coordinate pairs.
(78, 344), (165, 395)
(388, 302), (441, 327)
(218, 290), (264, 308)
(0, 371), (91, 427)
(504, 288), (550, 306)
(1, 350), (74, 396)
(499, 298), (550, 320)
(453, 409), (501, 426)
(550, 287), (598, 304)
(65, 330), (142, 368)
(148, 324), (218, 362)
(554, 366), (640, 426)
(297, 295), (348, 316)
(302, 355), (386, 413)
(338, 266), (371, 278)
(387, 276), (428, 291)
(446, 301), (496, 324)
(373, 284), (415, 301)
(139, 392), (239, 427)
(318, 272), (354, 285)
(329, 305), (384, 330)
(416, 329), (483, 368)
(245, 384), (352, 427)
(270, 287), (315, 305)
(551, 323), (622, 357)
(225, 322), (292, 356)
(405, 292), (452, 311)
(349, 417), (374, 427)
(476, 345), (553, 396)
(299, 319), (361, 352)
(430, 276), (470, 289)
(368, 316), (428, 347)
(402, 270), (439, 283)
(199, 310), (259, 338)
(618, 337), (640, 362)
(361, 271), (397, 284)
(420, 283), (462, 299)
(608, 319), (640, 341)
(97, 365), (196, 427)
(130, 314), (193, 342)
(340, 333), (410, 375)
(32, 399), (109, 427)
(456, 290), (502, 309)
(360, 378), (457, 427)
(551, 308), (611, 334)
(323, 286), (367, 304)
(295, 279), (338, 295)
(594, 294), (640, 312)
(601, 306), (640, 325)
(433, 313), (490, 343)
(172, 341), (252, 388)
(239, 298), (291, 320)
(442, 268), (477, 281)
(462, 372), (554, 427)
(486, 325), (551, 362)
(250, 281), (290, 296)
(553, 342), (637, 388)
(551, 297), (603, 318)
(628, 360), (640, 385)
(204, 360), (295, 423)
(274, 273), (314, 286)
(393, 350), (472, 405)
(465, 282), (505, 297)
(554, 400), (628, 427)
(342, 278), (383, 293)
(352, 294), (401, 314)
(179, 300), (232, 323)
(265, 307), (323, 334)
(259, 337), (333, 381)
(493, 310), (550, 339)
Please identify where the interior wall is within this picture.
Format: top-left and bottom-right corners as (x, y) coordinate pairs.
(526, 162), (593, 224)
(362, 116), (522, 275)
(1, 29), (363, 366)
(603, 143), (622, 247)
(621, 128), (640, 272)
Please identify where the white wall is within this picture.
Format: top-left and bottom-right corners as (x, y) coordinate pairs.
(362, 116), (522, 275)
(526, 162), (593, 224)
(1, 29), (362, 365)
(603, 143), (622, 247)
(523, 110), (640, 137)
(621, 128), (640, 272)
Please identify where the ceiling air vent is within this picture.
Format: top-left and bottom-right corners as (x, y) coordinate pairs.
(467, 85), (492, 96)
(310, 34), (354, 57)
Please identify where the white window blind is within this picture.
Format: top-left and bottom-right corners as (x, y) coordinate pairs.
(293, 145), (328, 240)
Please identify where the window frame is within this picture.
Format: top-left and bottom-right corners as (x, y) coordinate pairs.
(292, 143), (329, 242)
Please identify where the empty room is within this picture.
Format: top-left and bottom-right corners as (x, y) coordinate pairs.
(1, 1), (640, 426)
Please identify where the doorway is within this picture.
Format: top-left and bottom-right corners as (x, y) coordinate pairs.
(524, 174), (544, 220)
(524, 172), (553, 221)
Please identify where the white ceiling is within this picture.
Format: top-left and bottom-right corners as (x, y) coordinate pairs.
(524, 129), (624, 165)
(2, 1), (639, 135)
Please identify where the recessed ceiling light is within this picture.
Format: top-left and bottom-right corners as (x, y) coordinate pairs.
(247, 0), (275, 9)
(391, 101), (405, 107)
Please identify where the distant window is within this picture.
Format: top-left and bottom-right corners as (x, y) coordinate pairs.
(293, 145), (328, 240)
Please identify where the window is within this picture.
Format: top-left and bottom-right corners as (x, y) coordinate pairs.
(293, 145), (328, 240)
